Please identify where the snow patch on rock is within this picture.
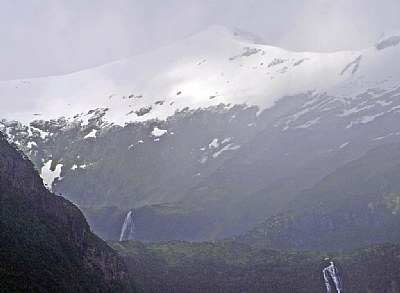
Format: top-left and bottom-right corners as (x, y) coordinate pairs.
(152, 127), (167, 137)
(84, 129), (97, 138)
(40, 160), (62, 189)
(212, 143), (240, 158)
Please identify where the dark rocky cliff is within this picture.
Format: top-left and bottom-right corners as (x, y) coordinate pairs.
(0, 131), (131, 292)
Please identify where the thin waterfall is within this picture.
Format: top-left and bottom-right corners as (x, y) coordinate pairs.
(119, 211), (135, 241)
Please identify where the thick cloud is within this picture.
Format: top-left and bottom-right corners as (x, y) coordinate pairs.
(1, 0), (399, 79)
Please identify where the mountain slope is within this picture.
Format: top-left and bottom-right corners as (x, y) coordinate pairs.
(0, 132), (130, 292)
(1, 27), (400, 242)
(240, 142), (400, 251)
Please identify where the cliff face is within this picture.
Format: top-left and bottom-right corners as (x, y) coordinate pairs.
(242, 205), (400, 251)
(0, 131), (131, 292)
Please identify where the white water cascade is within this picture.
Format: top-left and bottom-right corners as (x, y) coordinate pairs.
(119, 211), (135, 241)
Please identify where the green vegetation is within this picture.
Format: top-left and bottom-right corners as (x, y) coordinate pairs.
(0, 195), (113, 292)
(112, 240), (400, 293)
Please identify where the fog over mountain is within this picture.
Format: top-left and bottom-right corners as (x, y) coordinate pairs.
(2, 1), (400, 292)
(1, 0), (400, 80)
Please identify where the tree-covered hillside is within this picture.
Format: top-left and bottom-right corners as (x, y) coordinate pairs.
(112, 240), (400, 293)
(0, 132), (132, 292)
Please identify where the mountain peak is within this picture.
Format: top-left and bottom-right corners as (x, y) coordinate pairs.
(1, 23), (399, 127)
(194, 25), (265, 45)
(232, 27), (265, 44)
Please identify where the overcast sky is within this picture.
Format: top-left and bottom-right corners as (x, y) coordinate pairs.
(1, 0), (400, 80)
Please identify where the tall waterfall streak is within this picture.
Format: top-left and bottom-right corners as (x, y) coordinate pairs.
(119, 211), (135, 241)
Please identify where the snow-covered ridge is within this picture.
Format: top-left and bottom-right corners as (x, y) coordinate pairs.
(1, 25), (399, 126)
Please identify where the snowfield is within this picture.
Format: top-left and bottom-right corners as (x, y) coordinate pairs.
(2, 26), (399, 127)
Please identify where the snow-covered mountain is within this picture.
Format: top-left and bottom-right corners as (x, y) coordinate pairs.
(2, 26), (400, 242)
(2, 25), (398, 126)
